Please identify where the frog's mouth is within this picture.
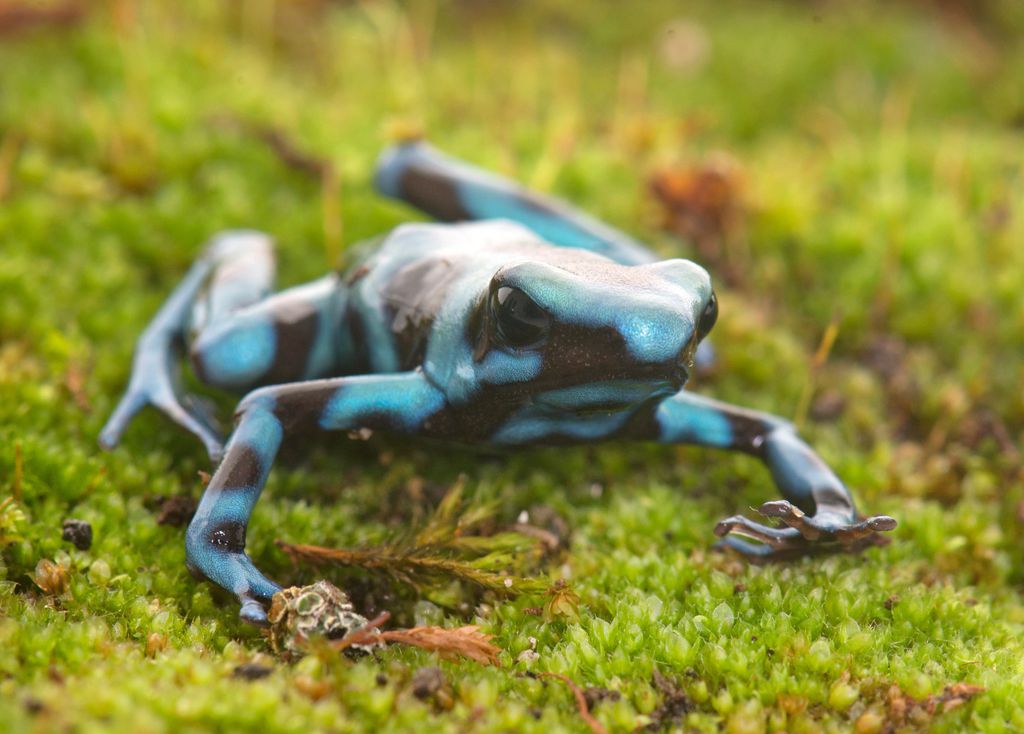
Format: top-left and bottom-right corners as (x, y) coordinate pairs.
(532, 379), (678, 415)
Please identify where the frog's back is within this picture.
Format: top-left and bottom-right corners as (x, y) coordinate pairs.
(342, 220), (613, 375)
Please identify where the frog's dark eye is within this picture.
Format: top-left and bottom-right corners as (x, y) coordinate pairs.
(492, 286), (550, 349)
(697, 291), (718, 339)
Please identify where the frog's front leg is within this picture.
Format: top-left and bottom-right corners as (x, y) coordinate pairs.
(649, 391), (896, 559)
(185, 372), (445, 625)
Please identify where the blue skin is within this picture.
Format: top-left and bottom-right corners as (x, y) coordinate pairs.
(101, 141), (896, 626)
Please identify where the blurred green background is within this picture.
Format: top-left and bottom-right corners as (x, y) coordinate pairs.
(1, 1), (1022, 731)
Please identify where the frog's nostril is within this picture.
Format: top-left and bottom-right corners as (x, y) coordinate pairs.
(672, 354), (691, 385)
(672, 340), (697, 385)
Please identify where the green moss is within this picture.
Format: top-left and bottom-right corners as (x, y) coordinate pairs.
(2, 1), (1023, 731)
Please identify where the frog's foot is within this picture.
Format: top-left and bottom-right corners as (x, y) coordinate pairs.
(714, 500), (896, 561)
(239, 594), (273, 626)
(100, 362), (225, 461)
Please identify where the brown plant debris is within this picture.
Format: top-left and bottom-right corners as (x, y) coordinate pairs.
(0, 1), (84, 35)
(649, 155), (745, 286)
(409, 666), (454, 709)
(645, 669), (693, 731)
(381, 625), (500, 666)
(534, 672), (610, 734)
(64, 361), (91, 412)
(544, 579), (582, 622)
(32, 558), (70, 596)
(880, 682), (985, 729)
(332, 610), (501, 666)
(583, 686), (621, 709)
(276, 483), (547, 596)
(153, 494), (198, 527)
(145, 632), (167, 658)
(210, 115), (332, 180)
(232, 662), (273, 681)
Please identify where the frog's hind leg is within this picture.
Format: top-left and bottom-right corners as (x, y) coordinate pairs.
(374, 140), (657, 266)
(100, 231), (348, 460)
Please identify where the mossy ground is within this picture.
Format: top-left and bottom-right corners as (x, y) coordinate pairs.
(2, 1), (1023, 732)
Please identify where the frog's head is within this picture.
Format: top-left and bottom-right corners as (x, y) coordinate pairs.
(471, 256), (716, 398)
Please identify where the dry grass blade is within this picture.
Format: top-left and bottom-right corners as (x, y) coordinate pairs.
(534, 672), (609, 734)
(332, 611), (391, 653)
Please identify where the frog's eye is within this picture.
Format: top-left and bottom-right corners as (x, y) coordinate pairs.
(697, 291), (718, 340)
(492, 286), (550, 349)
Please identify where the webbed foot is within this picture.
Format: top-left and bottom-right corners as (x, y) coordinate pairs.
(239, 595), (271, 626)
(99, 342), (225, 461)
(714, 500), (896, 561)
(99, 366), (224, 458)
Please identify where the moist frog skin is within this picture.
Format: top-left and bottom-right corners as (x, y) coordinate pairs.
(100, 141), (896, 625)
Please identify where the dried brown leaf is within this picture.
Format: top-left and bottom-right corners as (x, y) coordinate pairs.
(333, 613), (500, 666)
(380, 625), (500, 666)
(32, 558), (69, 596)
(649, 156), (745, 285)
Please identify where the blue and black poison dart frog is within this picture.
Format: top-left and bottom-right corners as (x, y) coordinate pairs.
(100, 141), (896, 625)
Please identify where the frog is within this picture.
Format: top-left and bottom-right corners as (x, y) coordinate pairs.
(99, 140), (896, 626)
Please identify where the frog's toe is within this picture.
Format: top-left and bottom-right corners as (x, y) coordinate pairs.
(756, 500), (896, 551)
(239, 597), (270, 627)
(99, 391), (149, 450)
(714, 515), (814, 562)
(714, 514), (804, 547)
(756, 499), (824, 539)
(713, 535), (816, 562)
(101, 381), (225, 460)
(158, 396), (225, 460)
(714, 502), (896, 560)
(830, 514), (897, 549)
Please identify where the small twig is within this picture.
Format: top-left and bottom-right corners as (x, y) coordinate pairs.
(332, 611), (391, 652)
(207, 114), (344, 266)
(81, 467), (107, 496)
(64, 361), (92, 413)
(511, 523), (561, 553)
(534, 672), (609, 734)
(252, 126), (332, 179)
(207, 115), (333, 180)
(0, 130), (22, 201)
(321, 164), (343, 267)
(13, 440), (22, 501)
(794, 315), (840, 428)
